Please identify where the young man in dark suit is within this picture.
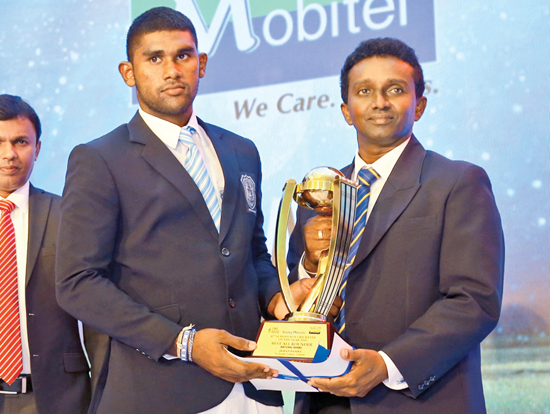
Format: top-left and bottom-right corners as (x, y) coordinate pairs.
(288, 38), (504, 414)
(56, 7), (308, 414)
(0, 94), (92, 413)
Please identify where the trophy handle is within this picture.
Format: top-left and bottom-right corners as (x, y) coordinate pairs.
(296, 251), (327, 313)
(314, 176), (357, 316)
(311, 176), (343, 315)
(274, 179), (298, 315)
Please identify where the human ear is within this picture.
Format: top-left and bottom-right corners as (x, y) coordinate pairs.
(119, 61), (136, 87)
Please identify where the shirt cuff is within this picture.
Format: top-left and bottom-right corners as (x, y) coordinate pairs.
(163, 328), (185, 360)
(378, 351), (409, 390)
(298, 253), (316, 280)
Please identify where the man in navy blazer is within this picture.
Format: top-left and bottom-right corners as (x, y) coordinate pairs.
(55, 7), (305, 414)
(288, 38), (504, 413)
(0, 94), (91, 413)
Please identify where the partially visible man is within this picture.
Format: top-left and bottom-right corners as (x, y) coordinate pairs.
(55, 6), (307, 414)
(288, 38), (504, 414)
(0, 94), (92, 413)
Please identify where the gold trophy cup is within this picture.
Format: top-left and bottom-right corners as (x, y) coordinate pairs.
(252, 167), (358, 361)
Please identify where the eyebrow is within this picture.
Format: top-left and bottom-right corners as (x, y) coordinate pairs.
(352, 78), (409, 88)
(142, 47), (195, 57)
(386, 78), (409, 85)
(0, 134), (30, 141)
(176, 47), (195, 54)
(142, 49), (165, 57)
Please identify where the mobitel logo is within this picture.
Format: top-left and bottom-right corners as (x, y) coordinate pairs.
(132, 0), (436, 94)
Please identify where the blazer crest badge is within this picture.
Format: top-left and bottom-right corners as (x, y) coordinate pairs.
(240, 174), (257, 214)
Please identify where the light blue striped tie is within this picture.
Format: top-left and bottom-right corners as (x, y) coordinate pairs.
(179, 126), (222, 232)
(334, 167), (379, 335)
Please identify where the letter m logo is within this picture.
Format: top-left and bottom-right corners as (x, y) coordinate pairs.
(131, 0), (259, 56)
(175, 0), (259, 55)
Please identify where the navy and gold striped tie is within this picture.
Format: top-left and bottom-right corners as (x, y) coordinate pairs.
(334, 167), (379, 335)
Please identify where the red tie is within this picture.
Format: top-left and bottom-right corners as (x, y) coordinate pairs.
(0, 199), (22, 385)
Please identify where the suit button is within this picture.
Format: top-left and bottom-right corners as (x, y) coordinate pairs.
(418, 384), (424, 390)
(229, 298), (236, 308)
(430, 376), (435, 382)
(221, 247), (230, 257)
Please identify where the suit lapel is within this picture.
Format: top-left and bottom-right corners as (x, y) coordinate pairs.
(351, 136), (426, 269)
(199, 120), (240, 243)
(26, 185), (51, 285)
(128, 113), (218, 240)
(341, 163), (354, 180)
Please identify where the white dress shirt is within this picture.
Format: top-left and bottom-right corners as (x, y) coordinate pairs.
(139, 109), (225, 205)
(139, 109), (282, 414)
(2, 181), (31, 375)
(298, 138), (411, 390)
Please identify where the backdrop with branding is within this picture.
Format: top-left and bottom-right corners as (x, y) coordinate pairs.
(1, 1), (548, 412)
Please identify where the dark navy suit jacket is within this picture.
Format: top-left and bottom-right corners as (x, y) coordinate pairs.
(56, 113), (282, 413)
(1, 186), (91, 414)
(289, 136), (504, 414)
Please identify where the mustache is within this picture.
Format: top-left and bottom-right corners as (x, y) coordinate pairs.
(369, 113), (394, 119)
(160, 82), (188, 91)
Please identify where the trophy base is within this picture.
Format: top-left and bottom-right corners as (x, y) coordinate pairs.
(287, 311), (327, 322)
(252, 319), (335, 362)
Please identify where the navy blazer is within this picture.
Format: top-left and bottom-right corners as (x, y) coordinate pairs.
(56, 113), (282, 413)
(289, 136), (504, 414)
(2, 186), (91, 413)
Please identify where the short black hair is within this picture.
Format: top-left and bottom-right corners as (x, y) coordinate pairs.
(340, 38), (424, 103)
(0, 94), (41, 141)
(126, 7), (198, 61)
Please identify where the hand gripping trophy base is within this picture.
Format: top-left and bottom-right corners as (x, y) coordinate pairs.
(252, 167), (358, 362)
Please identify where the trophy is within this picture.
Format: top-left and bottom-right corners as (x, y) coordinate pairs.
(252, 167), (358, 361)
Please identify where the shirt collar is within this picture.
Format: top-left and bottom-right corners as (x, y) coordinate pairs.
(353, 137), (411, 182)
(1, 181), (30, 213)
(138, 108), (201, 150)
